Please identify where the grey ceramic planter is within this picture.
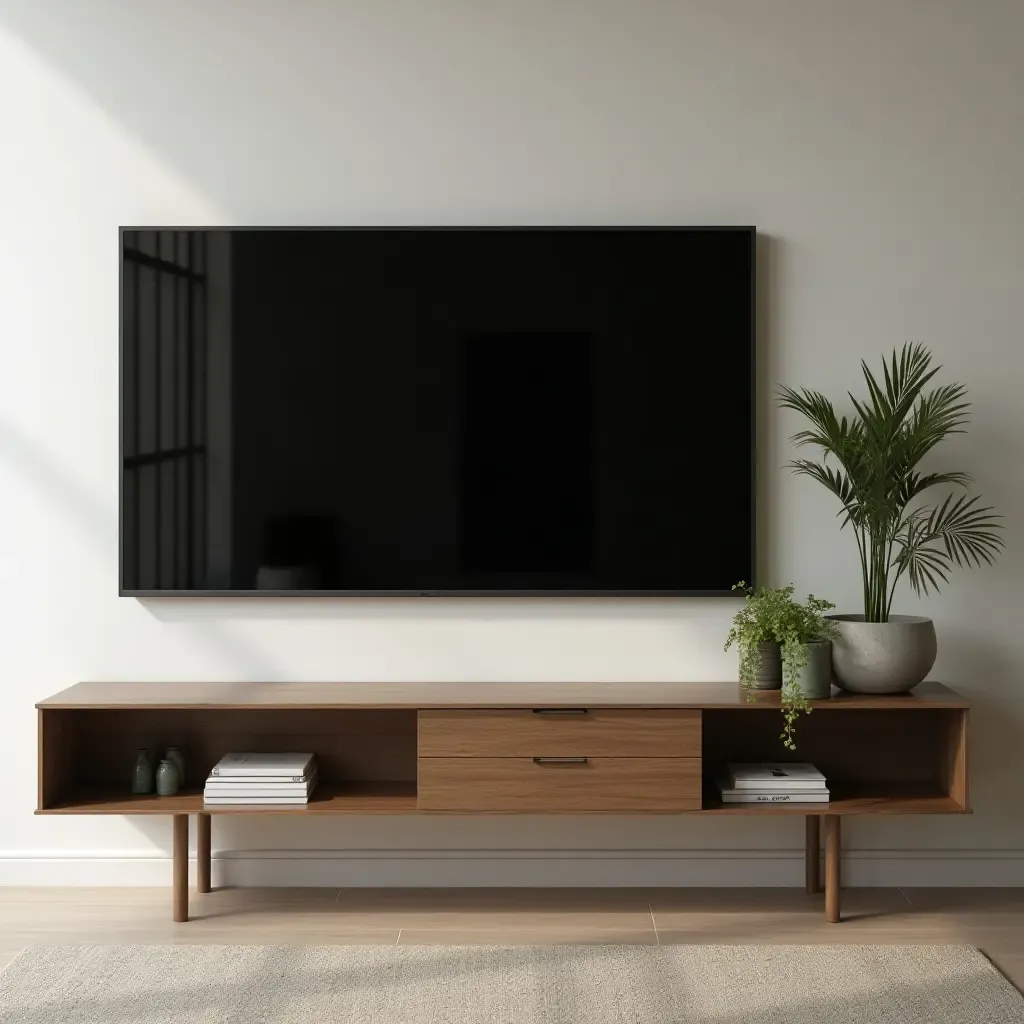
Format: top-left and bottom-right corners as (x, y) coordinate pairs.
(792, 640), (833, 699)
(827, 614), (937, 694)
(751, 641), (782, 689)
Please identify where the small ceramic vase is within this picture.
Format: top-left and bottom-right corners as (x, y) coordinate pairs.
(155, 758), (180, 797)
(131, 749), (153, 794)
(165, 747), (185, 786)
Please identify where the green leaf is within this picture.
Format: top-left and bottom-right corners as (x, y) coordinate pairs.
(897, 471), (971, 507)
(927, 493), (1005, 567)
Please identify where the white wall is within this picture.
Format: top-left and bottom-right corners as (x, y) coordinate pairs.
(1, 0), (1022, 886)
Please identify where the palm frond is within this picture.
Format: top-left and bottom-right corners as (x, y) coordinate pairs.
(897, 471), (971, 506)
(906, 548), (952, 597)
(857, 344), (941, 450)
(778, 387), (871, 496)
(778, 387), (860, 454)
(787, 460), (863, 527)
(892, 510), (952, 597)
(892, 494), (1004, 599)
(925, 493), (1005, 568)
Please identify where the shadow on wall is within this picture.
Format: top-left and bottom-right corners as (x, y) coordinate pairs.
(142, 596), (738, 624)
(0, 418), (114, 558)
(0, 0), (774, 221)
(754, 232), (778, 588)
(2, 1), (410, 214)
(0, 417), (281, 680)
(937, 628), (1024, 827)
(7, 0), (1024, 858)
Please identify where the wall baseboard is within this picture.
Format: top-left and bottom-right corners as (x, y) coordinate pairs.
(2, 848), (1022, 887)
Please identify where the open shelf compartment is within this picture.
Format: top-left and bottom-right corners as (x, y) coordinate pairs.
(38, 707), (418, 814)
(700, 705), (969, 815)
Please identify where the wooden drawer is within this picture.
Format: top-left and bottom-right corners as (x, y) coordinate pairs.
(417, 756), (701, 812)
(418, 709), (701, 758)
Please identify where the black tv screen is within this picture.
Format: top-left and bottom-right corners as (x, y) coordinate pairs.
(120, 227), (754, 595)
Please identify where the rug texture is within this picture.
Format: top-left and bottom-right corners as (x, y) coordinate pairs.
(1, 944), (1021, 1023)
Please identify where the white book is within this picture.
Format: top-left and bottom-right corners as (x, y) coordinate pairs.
(205, 771), (317, 791)
(203, 796), (311, 805)
(720, 792), (830, 804)
(204, 785), (316, 798)
(726, 762), (826, 791)
(210, 753), (315, 778)
(204, 773), (314, 784)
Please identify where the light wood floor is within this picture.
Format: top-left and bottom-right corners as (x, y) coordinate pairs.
(2, 887), (1023, 987)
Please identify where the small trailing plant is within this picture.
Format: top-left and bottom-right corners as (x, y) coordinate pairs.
(724, 583), (839, 749)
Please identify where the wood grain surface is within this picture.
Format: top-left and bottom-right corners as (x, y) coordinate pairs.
(418, 709), (701, 758)
(417, 757), (701, 812)
(7, 887), (1024, 983)
(700, 781), (966, 815)
(824, 815), (841, 923)
(37, 781), (418, 815)
(36, 680), (969, 710)
(172, 814), (188, 922)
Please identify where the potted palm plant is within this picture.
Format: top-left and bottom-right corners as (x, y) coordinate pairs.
(725, 583), (839, 748)
(778, 344), (1003, 693)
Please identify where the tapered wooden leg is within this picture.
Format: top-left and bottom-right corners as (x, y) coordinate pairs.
(172, 814), (189, 923)
(197, 812), (211, 894)
(823, 814), (841, 923)
(805, 815), (820, 894)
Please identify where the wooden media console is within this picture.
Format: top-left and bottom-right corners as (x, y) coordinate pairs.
(36, 681), (970, 924)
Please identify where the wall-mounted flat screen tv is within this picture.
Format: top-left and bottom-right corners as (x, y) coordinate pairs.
(120, 226), (754, 595)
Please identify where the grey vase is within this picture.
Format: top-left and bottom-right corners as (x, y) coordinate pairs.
(131, 749), (153, 794)
(751, 641), (782, 689)
(827, 614), (937, 694)
(792, 641), (833, 700)
(165, 747), (185, 786)
(155, 758), (180, 797)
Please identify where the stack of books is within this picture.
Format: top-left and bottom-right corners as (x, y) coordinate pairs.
(203, 753), (318, 806)
(717, 762), (829, 804)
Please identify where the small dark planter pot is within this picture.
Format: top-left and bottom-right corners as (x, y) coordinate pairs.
(752, 641), (782, 690)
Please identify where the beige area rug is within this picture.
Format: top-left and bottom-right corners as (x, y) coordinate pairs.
(1, 944), (1021, 1023)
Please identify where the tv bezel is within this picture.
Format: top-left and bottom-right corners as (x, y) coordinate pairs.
(119, 225), (756, 597)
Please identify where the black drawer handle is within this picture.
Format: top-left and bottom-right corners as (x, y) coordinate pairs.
(533, 756), (589, 765)
(532, 708), (589, 715)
